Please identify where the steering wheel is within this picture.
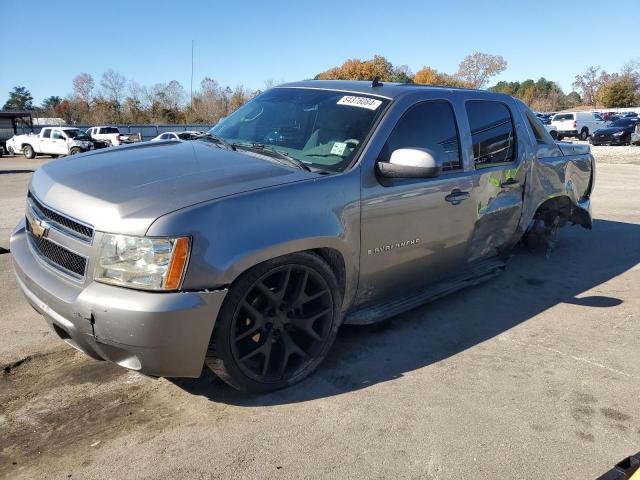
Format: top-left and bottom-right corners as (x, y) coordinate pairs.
(343, 138), (360, 148)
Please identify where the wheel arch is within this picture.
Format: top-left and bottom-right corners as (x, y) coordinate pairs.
(217, 240), (354, 312)
(530, 194), (591, 229)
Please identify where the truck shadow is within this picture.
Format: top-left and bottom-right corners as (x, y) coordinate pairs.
(172, 218), (639, 406)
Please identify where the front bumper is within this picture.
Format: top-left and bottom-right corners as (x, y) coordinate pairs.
(10, 221), (227, 378)
(591, 134), (627, 145)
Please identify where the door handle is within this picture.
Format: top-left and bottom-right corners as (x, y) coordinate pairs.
(445, 190), (470, 205)
(500, 178), (520, 188)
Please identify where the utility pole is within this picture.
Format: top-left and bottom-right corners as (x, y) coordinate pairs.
(190, 40), (194, 111)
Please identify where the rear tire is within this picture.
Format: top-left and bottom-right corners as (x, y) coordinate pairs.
(579, 128), (589, 141)
(23, 145), (35, 159)
(206, 252), (342, 393)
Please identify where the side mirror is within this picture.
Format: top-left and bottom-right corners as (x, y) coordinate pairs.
(377, 148), (442, 179)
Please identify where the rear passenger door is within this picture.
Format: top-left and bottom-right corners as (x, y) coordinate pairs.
(465, 100), (526, 262)
(38, 128), (52, 152)
(357, 100), (477, 307)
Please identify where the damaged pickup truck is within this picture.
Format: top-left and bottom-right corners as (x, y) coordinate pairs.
(11, 80), (594, 392)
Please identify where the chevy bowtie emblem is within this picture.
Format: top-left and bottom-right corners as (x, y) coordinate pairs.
(30, 218), (50, 238)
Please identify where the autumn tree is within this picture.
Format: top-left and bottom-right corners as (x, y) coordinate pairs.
(100, 69), (127, 119)
(572, 66), (603, 106)
(456, 52), (507, 89)
(72, 73), (95, 105)
(315, 55), (401, 82)
(3, 86), (34, 110)
(413, 67), (471, 88)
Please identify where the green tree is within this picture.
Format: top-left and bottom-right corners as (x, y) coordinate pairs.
(41, 96), (62, 110)
(3, 86), (34, 110)
(597, 79), (637, 108)
(565, 91), (582, 108)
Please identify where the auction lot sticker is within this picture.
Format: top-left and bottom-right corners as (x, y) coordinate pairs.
(337, 96), (382, 110)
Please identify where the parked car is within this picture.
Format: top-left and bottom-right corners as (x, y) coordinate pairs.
(623, 112), (638, 118)
(10, 81), (594, 392)
(7, 127), (93, 158)
(86, 126), (134, 146)
(150, 131), (207, 141)
(631, 125), (640, 146)
(545, 123), (558, 139)
(591, 117), (640, 145)
(551, 111), (605, 140)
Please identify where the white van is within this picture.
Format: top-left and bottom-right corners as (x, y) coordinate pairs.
(551, 112), (605, 140)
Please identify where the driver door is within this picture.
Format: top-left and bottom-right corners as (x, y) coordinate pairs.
(356, 100), (477, 308)
(49, 129), (69, 155)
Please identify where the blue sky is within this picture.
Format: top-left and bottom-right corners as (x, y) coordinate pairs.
(1, 0), (638, 104)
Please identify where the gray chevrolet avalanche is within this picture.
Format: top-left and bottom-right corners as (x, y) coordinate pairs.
(11, 80), (594, 392)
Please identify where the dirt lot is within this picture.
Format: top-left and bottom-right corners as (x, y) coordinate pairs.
(1, 147), (639, 479)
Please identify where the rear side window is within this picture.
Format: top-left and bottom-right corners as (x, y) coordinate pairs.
(466, 101), (516, 168)
(382, 100), (461, 172)
(553, 114), (574, 121)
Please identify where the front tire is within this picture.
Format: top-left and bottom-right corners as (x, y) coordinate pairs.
(206, 252), (342, 393)
(23, 145), (35, 159)
(69, 147), (81, 155)
(8, 147), (15, 156)
(549, 130), (558, 140)
(579, 128), (589, 141)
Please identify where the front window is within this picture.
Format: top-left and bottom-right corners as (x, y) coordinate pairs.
(209, 88), (390, 172)
(64, 129), (91, 140)
(611, 119), (633, 127)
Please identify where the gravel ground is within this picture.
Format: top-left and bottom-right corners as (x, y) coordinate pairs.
(0, 151), (639, 479)
(574, 141), (640, 165)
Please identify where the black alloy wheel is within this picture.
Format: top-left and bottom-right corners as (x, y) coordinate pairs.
(206, 253), (341, 392)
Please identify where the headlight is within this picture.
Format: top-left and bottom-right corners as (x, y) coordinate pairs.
(95, 233), (190, 290)
(613, 131), (624, 136)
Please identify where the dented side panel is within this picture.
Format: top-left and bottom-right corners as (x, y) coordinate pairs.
(520, 151), (594, 232)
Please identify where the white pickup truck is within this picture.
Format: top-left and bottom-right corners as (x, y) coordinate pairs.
(86, 126), (132, 146)
(6, 127), (93, 158)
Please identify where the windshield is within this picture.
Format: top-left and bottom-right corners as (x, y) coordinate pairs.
(209, 88), (390, 172)
(611, 119), (633, 127)
(64, 129), (91, 140)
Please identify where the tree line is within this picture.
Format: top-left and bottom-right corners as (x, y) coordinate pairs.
(3, 54), (639, 124)
(2, 70), (262, 125)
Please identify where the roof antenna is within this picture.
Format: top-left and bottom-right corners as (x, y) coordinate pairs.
(371, 77), (383, 88)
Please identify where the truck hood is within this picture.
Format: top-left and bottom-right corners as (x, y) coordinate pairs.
(30, 141), (316, 235)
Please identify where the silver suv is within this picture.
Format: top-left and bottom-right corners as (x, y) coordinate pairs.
(11, 81), (594, 392)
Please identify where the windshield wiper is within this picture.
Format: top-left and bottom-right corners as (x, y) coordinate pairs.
(201, 133), (236, 151)
(233, 143), (311, 171)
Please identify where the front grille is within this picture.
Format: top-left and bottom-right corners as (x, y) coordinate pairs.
(27, 218), (87, 277)
(28, 192), (93, 239)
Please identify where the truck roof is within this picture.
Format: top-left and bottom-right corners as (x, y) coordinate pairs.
(276, 80), (507, 101)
